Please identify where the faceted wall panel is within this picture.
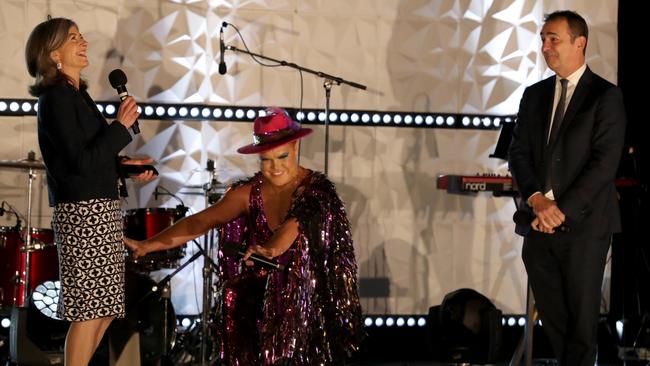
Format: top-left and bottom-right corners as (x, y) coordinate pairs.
(0, 0), (618, 314)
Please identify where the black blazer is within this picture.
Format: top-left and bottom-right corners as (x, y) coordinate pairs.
(508, 67), (626, 237)
(37, 83), (132, 206)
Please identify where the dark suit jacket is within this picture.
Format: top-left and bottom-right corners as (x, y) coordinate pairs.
(508, 67), (626, 238)
(38, 83), (132, 206)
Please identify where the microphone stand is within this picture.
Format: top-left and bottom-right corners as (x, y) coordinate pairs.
(224, 44), (367, 175)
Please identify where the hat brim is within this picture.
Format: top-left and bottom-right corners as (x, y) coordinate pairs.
(236, 128), (313, 154)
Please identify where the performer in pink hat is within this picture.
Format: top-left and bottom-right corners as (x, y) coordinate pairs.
(236, 106), (313, 154)
(126, 106), (363, 365)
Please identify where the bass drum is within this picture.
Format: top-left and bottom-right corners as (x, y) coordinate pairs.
(110, 270), (176, 365)
(0, 227), (58, 307)
(0, 226), (20, 307)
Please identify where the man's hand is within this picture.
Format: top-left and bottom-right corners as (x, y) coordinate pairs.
(528, 194), (565, 233)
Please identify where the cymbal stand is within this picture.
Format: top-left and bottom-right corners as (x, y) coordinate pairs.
(21, 151), (38, 307)
(200, 159), (222, 365)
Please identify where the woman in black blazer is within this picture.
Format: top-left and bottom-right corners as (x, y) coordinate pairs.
(26, 17), (154, 366)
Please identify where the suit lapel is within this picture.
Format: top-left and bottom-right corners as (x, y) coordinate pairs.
(547, 67), (593, 150)
(539, 77), (555, 158)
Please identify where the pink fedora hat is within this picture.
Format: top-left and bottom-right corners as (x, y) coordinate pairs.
(237, 107), (312, 154)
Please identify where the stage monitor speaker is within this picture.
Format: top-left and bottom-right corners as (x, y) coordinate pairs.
(9, 306), (66, 365)
(110, 332), (141, 366)
(427, 288), (502, 364)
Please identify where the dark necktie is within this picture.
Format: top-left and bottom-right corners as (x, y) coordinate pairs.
(544, 78), (568, 194)
(548, 78), (569, 145)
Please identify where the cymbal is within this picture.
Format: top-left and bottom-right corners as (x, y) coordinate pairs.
(0, 159), (45, 170)
(183, 183), (228, 190)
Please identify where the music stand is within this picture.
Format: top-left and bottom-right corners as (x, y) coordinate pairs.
(489, 120), (515, 160)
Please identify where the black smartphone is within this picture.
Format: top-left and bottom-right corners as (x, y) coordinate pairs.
(121, 163), (159, 177)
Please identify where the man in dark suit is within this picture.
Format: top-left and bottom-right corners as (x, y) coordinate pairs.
(508, 10), (626, 366)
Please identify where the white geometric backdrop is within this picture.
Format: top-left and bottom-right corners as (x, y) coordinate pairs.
(0, 0), (618, 314)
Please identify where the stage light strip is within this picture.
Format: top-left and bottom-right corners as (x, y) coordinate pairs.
(361, 315), (538, 328)
(0, 98), (513, 130)
(171, 314), (539, 330)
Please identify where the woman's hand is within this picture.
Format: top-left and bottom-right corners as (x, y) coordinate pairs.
(116, 96), (140, 129)
(242, 244), (275, 267)
(124, 236), (151, 258)
(122, 157), (157, 182)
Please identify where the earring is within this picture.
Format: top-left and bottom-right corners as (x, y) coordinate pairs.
(56, 62), (62, 70)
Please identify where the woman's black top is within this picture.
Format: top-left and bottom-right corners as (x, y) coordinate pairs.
(37, 83), (132, 206)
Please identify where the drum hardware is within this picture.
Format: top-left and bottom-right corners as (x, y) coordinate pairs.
(118, 238), (218, 365)
(136, 251), (200, 361)
(0, 200), (24, 236)
(110, 270), (177, 366)
(127, 160), (224, 364)
(1, 202), (57, 309)
(124, 207), (189, 272)
(199, 158), (220, 365)
(158, 159), (224, 365)
(0, 156), (46, 171)
(20, 151), (40, 307)
(153, 185), (187, 207)
(19, 243), (55, 252)
(14, 228), (57, 308)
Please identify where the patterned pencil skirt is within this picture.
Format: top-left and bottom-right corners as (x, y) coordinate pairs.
(53, 198), (125, 321)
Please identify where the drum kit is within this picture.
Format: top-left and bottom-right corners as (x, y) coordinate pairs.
(0, 153), (53, 309)
(1, 154), (226, 365)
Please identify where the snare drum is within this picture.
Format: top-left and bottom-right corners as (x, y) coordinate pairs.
(123, 208), (187, 272)
(0, 227), (58, 307)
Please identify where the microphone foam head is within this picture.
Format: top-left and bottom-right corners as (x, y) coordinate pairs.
(108, 69), (127, 88)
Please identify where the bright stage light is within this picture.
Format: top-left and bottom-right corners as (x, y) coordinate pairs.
(32, 280), (62, 320)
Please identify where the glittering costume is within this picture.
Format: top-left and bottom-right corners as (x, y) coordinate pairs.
(216, 170), (363, 365)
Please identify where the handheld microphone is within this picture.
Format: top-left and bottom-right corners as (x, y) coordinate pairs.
(218, 22), (227, 75)
(513, 210), (570, 233)
(108, 69), (140, 134)
(222, 242), (285, 270)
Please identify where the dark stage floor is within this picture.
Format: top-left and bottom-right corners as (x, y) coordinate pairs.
(1, 307), (649, 365)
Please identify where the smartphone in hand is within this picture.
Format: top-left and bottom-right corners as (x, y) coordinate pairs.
(121, 163), (159, 177)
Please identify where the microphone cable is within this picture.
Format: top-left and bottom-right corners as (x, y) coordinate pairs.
(222, 21), (305, 116)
